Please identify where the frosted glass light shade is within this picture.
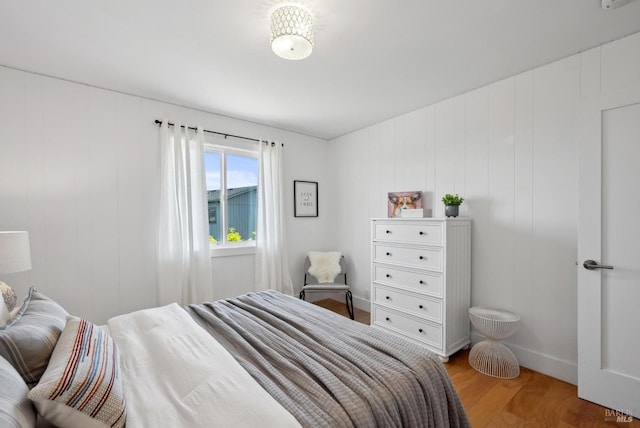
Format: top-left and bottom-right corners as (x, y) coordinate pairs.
(0, 231), (32, 274)
(270, 5), (314, 60)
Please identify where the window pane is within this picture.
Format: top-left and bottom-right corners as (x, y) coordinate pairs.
(226, 155), (258, 242)
(204, 152), (221, 243)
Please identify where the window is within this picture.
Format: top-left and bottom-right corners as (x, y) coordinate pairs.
(204, 147), (258, 248)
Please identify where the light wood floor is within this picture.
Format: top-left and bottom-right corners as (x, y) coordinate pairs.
(314, 298), (639, 428)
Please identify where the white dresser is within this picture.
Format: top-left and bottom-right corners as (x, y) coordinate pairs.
(370, 218), (471, 361)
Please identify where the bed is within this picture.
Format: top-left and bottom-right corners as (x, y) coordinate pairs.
(1, 288), (470, 428)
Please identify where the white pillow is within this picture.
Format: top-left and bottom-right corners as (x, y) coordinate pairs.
(0, 281), (18, 312)
(0, 298), (10, 327)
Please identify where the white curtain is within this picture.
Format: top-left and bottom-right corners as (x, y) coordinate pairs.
(255, 141), (293, 294)
(158, 121), (212, 305)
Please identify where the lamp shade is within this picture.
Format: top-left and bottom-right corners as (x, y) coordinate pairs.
(270, 4), (314, 60)
(0, 231), (32, 275)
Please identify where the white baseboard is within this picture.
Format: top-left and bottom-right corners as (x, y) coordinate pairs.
(306, 295), (577, 384)
(352, 295), (370, 312)
(471, 333), (577, 385)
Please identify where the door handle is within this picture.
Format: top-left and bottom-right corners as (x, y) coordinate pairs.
(583, 259), (614, 270)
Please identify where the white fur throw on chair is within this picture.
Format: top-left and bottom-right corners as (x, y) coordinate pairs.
(308, 251), (343, 283)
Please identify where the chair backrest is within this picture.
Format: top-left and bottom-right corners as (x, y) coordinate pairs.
(304, 255), (347, 285)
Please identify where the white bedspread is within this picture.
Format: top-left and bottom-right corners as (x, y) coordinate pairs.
(107, 303), (301, 428)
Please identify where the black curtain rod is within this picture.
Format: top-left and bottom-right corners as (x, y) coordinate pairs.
(154, 120), (280, 146)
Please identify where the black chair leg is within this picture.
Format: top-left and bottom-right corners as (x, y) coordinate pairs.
(299, 290), (306, 300)
(346, 290), (354, 320)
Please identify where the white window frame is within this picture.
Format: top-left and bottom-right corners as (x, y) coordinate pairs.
(204, 141), (259, 258)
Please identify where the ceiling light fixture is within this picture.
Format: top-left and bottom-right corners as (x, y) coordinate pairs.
(270, 4), (314, 60)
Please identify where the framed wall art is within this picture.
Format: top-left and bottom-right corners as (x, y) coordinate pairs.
(294, 180), (318, 217)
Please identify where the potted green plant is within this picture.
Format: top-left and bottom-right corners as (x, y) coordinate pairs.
(441, 193), (464, 217)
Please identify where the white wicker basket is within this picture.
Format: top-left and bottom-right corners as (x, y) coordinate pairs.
(468, 307), (520, 379)
(469, 307), (520, 340)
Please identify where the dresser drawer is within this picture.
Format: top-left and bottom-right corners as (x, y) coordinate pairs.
(373, 286), (442, 323)
(374, 244), (442, 271)
(373, 265), (443, 297)
(373, 306), (443, 349)
(374, 222), (443, 245)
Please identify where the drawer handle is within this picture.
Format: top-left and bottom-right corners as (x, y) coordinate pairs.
(385, 296), (390, 300)
(418, 328), (424, 333)
(419, 304), (424, 309)
(385, 317), (390, 321)
(386, 230), (392, 234)
(419, 256), (426, 260)
(386, 274), (391, 278)
(419, 231), (425, 235)
(386, 252), (392, 256)
(419, 280), (425, 284)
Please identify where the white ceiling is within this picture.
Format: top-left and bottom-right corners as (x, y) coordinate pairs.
(2, 1), (640, 140)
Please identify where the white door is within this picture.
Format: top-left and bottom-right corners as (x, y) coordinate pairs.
(578, 80), (640, 413)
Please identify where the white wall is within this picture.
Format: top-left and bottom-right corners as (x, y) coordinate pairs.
(328, 31), (640, 385)
(0, 66), (330, 324)
(2, 30), (638, 386)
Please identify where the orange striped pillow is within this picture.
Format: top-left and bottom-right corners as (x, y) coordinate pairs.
(28, 316), (126, 428)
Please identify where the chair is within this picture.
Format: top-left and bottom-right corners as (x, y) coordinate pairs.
(299, 254), (354, 320)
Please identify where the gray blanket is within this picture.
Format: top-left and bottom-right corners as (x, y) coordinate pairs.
(183, 291), (470, 428)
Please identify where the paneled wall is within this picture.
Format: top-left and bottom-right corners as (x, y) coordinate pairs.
(329, 31), (640, 384)
(0, 66), (330, 324)
(2, 30), (638, 385)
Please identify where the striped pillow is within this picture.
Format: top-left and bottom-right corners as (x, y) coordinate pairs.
(27, 317), (126, 428)
(0, 356), (36, 428)
(0, 287), (68, 388)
